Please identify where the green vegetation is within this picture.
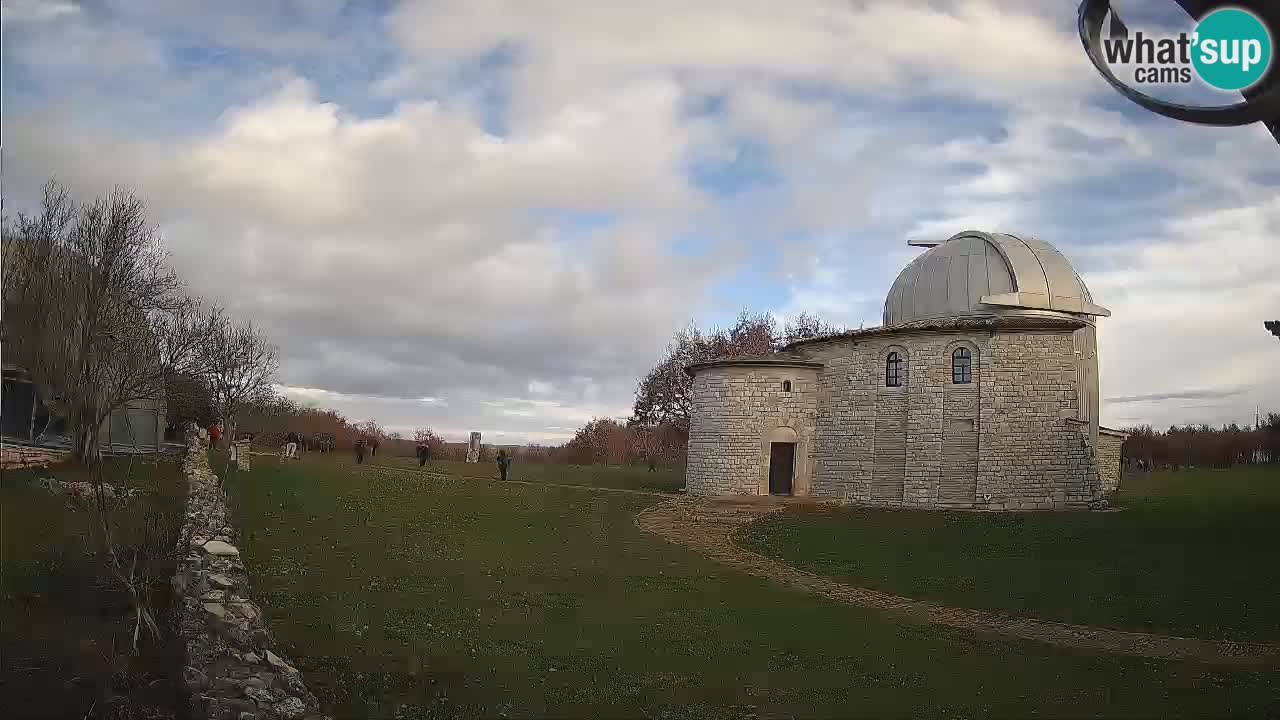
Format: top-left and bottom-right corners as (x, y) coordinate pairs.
(227, 459), (1279, 718)
(340, 452), (684, 493)
(740, 465), (1280, 642)
(0, 456), (188, 719)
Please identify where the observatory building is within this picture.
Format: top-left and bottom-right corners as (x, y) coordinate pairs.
(684, 230), (1127, 510)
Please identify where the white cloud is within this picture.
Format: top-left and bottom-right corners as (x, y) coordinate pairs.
(389, 0), (1094, 120)
(1087, 197), (1280, 429)
(5, 0), (1277, 441)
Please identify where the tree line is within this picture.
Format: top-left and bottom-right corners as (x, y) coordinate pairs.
(1121, 416), (1280, 469)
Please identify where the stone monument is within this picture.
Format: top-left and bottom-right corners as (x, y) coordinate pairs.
(232, 439), (252, 471)
(466, 431), (481, 463)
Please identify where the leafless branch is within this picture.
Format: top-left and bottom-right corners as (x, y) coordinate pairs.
(197, 306), (279, 445)
(2, 181), (199, 464)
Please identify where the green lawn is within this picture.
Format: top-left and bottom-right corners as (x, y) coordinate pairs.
(0, 455), (188, 719)
(225, 457), (1280, 719)
(329, 451), (685, 493)
(740, 465), (1280, 643)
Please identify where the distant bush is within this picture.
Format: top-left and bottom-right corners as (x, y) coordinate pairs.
(1122, 414), (1280, 469)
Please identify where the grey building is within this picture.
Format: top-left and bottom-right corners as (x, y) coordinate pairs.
(1, 363), (167, 451)
(684, 230), (1127, 510)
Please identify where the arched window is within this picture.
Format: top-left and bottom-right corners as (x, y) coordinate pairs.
(885, 352), (902, 387)
(781, 380), (792, 393)
(952, 347), (972, 384)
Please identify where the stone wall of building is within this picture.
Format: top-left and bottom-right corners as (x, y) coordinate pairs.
(791, 338), (875, 501)
(173, 434), (329, 720)
(766, 327), (1101, 509)
(977, 331), (1097, 509)
(792, 331), (991, 506)
(1098, 428), (1127, 495)
(685, 365), (820, 496)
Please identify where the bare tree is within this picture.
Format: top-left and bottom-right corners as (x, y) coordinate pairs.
(199, 307), (279, 446)
(781, 311), (845, 345)
(2, 181), (203, 464)
(165, 370), (217, 429)
(414, 427), (444, 448)
(356, 419), (386, 441)
(631, 309), (840, 431)
(628, 424), (663, 471)
(2, 182), (210, 656)
(631, 323), (712, 431)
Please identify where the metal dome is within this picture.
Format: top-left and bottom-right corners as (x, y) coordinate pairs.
(882, 231), (1110, 327)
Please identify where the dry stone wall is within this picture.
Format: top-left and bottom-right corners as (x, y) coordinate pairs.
(686, 365), (820, 496)
(1098, 429), (1127, 494)
(0, 444), (70, 469)
(173, 433), (329, 720)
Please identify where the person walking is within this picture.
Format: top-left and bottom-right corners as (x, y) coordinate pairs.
(285, 431), (299, 460)
(371, 437), (380, 457)
(496, 449), (512, 482)
(355, 438), (366, 464)
(416, 442), (431, 467)
(208, 421), (222, 450)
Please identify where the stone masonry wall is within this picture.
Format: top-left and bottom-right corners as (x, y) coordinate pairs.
(781, 328), (1100, 509)
(1098, 429), (1126, 494)
(793, 331), (990, 506)
(686, 366), (819, 496)
(173, 433), (329, 720)
(977, 331), (1097, 509)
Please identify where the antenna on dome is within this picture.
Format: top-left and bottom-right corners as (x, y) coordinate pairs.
(907, 238), (943, 247)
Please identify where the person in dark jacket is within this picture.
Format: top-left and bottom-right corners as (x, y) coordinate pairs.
(496, 449), (512, 481)
(355, 438), (366, 464)
(416, 443), (431, 467)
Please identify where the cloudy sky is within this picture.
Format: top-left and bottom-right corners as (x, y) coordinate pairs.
(4, 0), (1277, 442)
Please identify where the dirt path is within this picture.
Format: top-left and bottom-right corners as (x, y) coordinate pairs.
(637, 496), (1280, 668)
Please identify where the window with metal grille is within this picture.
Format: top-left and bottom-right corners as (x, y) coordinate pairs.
(952, 347), (972, 384)
(886, 352), (902, 387)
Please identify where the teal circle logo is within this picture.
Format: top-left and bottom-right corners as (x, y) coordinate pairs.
(1192, 8), (1273, 91)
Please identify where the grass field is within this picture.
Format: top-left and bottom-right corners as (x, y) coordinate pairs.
(224, 455), (1280, 719)
(355, 453), (686, 493)
(0, 455), (188, 719)
(740, 465), (1280, 642)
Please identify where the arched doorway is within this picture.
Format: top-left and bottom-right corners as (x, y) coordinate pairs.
(767, 426), (799, 496)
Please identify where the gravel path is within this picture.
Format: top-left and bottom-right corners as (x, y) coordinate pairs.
(637, 496), (1280, 668)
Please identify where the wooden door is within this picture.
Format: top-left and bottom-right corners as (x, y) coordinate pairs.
(769, 442), (795, 495)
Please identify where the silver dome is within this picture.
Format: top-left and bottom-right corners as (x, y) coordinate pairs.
(882, 230), (1110, 327)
